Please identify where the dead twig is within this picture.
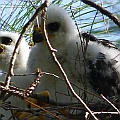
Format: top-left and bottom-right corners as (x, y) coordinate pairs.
(101, 94), (120, 114)
(25, 99), (63, 120)
(0, 68), (42, 100)
(24, 69), (42, 96)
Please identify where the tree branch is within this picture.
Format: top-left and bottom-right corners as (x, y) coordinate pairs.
(81, 0), (120, 28)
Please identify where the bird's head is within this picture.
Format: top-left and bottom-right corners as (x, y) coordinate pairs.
(33, 4), (78, 48)
(0, 31), (30, 72)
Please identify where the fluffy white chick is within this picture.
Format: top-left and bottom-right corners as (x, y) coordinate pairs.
(28, 4), (120, 106)
(0, 31), (31, 87)
(0, 31), (29, 72)
(0, 31), (31, 119)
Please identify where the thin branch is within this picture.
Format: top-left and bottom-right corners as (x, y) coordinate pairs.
(0, 69), (42, 100)
(81, 0), (120, 28)
(24, 68), (42, 97)
(85, 111), (119, 119)
(41, 4), (98, 120)
(93, 111), (119, 115)
(101, 94), (120, 114)
(25, 99), (63, 120)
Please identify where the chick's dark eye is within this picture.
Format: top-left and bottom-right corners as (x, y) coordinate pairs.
(1, 37), (13, 45)
(47, 22), (60, 32)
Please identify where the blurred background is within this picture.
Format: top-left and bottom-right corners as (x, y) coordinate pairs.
(0, 0), (120, 46)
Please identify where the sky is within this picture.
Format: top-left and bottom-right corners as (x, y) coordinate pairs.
(0, 0), (120, 41)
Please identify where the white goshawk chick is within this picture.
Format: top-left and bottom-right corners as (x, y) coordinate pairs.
(28, 4), (120, 105)
(0, 31), (30, 72)
(0, 31), (31, 119)
(0, 31), (31, 87)
(0, 31), (31, 91)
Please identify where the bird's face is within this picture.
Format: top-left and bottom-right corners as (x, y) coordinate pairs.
(33, 4), (77, 49)
(0, 31), (29, 72)
(0, 32), (17, 63)
(0, 35), (16, 55)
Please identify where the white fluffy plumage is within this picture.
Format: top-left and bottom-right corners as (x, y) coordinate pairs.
(0, 31), (31, 119)
(28, 4), (120, 105)
(0, 31), (31, 87)
(0, 31), (30, 72)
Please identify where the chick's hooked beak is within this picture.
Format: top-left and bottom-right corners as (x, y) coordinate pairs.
(33, 26), (44, 44)
(33, 26), (55, 44)
(0, 45), (4, 54)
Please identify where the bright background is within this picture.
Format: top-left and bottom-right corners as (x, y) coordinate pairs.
(0, 0), (120, 44)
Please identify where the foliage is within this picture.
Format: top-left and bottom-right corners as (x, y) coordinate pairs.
(0, 0), (120, 43)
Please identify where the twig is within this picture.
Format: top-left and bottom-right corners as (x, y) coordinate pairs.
(25, 99), (63, 120)
(24, 69), (42, 96)
(101, 94), (120, 114)
(85, 111), (119, 119)
(0, 69), (42, 100)
(0, 72), (36, 76)
(81, 0), (120, 28)
(93, 111), (119, 115)
(41, 4), (98, 120)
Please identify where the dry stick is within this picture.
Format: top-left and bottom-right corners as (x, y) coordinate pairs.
(41, 6), (98, 120)
(25, 99), (63, 120)
(101, 94), (120, 114)
(93, 111), (119, 115)
(24, 69), (42, 97)
(85, 111), (119, 119)
(81, 0), (120, 28)
(4, 1), (48, 90)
